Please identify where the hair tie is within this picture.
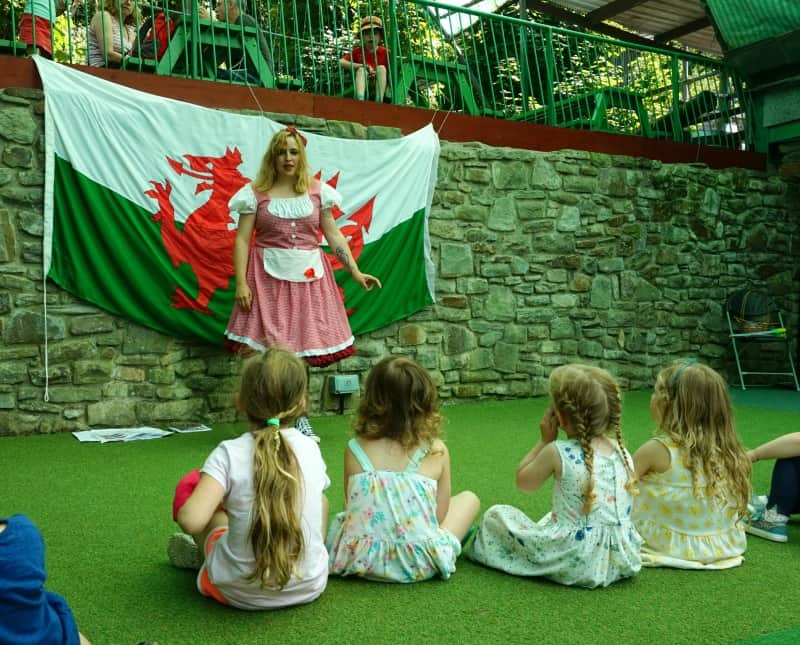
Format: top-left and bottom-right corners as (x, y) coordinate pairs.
(265, 418), (280, 427)
(673, 358), (698, 388)
(285, 126), (308, 147)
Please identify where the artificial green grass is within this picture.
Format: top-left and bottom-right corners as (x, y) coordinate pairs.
(2, 391), (800, 644)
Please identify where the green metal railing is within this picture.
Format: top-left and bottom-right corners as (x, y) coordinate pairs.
(0, 0), (752, 149)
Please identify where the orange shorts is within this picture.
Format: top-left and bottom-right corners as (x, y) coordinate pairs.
(197, 527), (229, 605)
(18, 15), (53, 57)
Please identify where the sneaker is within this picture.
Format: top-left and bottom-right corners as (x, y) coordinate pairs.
(167, 533), (202, 569)
(747, 507), (789, 543)
(296, 416), (320, 443)
(748, 494), (768, 515)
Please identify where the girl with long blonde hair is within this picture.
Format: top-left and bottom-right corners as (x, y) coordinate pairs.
(469, 363), (642, 588)
(168, 348), (330, 609)
(633, 360), (751, 568)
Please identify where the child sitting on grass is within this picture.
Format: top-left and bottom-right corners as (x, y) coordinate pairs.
(468, 364), (641, 588)
(747, 432), (800, 542)
(167, 348), (330, 609)
(326, 356), (479, 582)
(633, 360), (750, 568)
(0, 514), (91, 644)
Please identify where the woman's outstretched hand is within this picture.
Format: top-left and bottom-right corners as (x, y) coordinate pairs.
(353, 271), (382, 291)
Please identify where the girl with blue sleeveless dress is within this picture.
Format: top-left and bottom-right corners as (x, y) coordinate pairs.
(468, 364), (642, 588)
(326, 356), (480, 582)
(633, 360), (750, 568)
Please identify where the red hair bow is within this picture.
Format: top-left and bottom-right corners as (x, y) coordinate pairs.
(285, 126), (308, 147)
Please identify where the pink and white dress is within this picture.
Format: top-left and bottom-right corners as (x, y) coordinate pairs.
(224, 180), (355, 366)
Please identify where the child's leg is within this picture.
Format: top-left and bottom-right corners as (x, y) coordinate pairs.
(440, 491), (480, 541)
(321, 493), (329, 535)
(768, 456), (800, 515)
(354, 66), (368, 100)
(375, 65), (387, 101)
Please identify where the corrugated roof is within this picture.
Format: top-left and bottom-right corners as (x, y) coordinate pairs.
(525, 0), (722, 55)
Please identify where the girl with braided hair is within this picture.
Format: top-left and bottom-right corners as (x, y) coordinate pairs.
(632, 360), (750, 568)
(468, 364), (641, 588)
(166, 348), (330, 609)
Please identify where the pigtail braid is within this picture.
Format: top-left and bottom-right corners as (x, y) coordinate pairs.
(577, 424), (597, 515)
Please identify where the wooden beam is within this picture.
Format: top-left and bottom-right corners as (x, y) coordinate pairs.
(586, 0), (648, 25)
(656, 16), (711, 43)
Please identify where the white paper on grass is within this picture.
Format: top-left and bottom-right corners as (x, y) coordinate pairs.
(72, 427), (173, 443)
(168, 425), (212, 433)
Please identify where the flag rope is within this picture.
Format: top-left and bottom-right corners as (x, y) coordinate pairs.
(42, 275), (50, 402)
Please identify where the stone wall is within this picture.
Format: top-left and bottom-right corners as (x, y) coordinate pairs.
(2, 86), (799, 435)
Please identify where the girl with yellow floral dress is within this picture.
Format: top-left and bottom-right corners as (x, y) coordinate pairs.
(633, 360), (751, 568)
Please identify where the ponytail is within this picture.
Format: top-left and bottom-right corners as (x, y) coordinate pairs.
(248, 423), (304, 590)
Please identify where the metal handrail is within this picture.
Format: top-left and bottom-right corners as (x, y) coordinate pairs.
(0, 0), (752, 149)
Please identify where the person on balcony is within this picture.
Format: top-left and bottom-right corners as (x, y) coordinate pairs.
(340, 15), (389, 103)
(88, 0), (137, 67)
(17, 0), (66, 58)
(213, 0), (273, 84)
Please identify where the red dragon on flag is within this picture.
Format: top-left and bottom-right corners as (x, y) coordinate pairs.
(145, 150), (375, 316)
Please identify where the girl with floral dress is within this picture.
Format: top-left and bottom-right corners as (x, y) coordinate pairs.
(326, 356), (480, 582)
(468, 364), (642, 588)
(633, 360), (750, 568)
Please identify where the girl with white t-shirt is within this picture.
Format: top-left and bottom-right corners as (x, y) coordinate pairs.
(168, 348), (330, 609)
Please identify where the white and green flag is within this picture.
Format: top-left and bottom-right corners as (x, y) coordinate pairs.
(35, 57), (438, 344)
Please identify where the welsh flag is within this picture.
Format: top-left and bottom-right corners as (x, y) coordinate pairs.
(35, 57), (438, 344)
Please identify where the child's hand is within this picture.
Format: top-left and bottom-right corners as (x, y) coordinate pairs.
(539, 405), (559, 443)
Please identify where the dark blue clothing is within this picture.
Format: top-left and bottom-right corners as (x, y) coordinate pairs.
(768, 457), (800, 516)
(0, 514), (79, 645)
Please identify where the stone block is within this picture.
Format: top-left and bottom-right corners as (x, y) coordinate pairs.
(531, 158), (561, 190)
(4, 310), (65, 344)
(87, 399), (138, 427)
(136, 399), (206, 424)
(46, 386), (102, 403)
(453, 384), (481, 398)
(174, 359), (207, 377)
(484, 285), (515, 322)
(398, 324), (427, 346)
(444, 325), (477, 355)
(122, 325), (174, 354)
(439, 243), (474, 277)
(70, 316), (114, 336)
(29, 365), (71, 386)
(550, 318), (575, 340)
(487, 196), (517, 232)
(74, 361), (113, 384)
(0, 107), (37, 144)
